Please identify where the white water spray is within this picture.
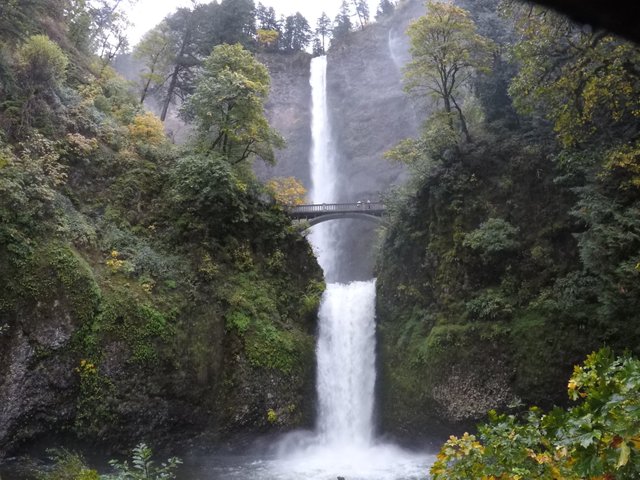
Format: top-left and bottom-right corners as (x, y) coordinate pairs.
(388, 28), (404, 69)
(316, 281), (377, 446)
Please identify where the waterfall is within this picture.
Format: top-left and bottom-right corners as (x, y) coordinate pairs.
(316, 281), (377, 446)
(272, 55), (430, 480)
(388, 28), (403, 69)
(308, 55), (339, 281)
(309, 55), (376, 446)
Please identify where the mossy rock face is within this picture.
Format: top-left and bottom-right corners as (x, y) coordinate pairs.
(0, 231), (323, 455)
(0, 243), (100, 457)
(379, 321), (515, 437)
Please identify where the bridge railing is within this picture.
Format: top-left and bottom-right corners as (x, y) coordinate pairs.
(290, 202), (385, 215)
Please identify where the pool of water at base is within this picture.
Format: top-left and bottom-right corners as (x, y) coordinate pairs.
(178, 439), (435, 480)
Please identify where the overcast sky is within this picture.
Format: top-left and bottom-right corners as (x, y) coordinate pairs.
(126, 0), (380, 46)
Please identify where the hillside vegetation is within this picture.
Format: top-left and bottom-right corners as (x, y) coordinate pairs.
(376, 0), (640, 438)
(0, 0), (323, 456)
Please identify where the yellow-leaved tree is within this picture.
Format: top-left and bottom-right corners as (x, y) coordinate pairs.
(266, 177), (307, 206)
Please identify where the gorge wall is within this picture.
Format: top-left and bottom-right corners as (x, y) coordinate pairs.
(260, 0), (424, 282)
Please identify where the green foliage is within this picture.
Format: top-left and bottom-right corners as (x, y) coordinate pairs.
(183, 43), (284, 165)
(465, 288), (513, 321)
(266, 408), (278, 424)
(0, 135), (66, 254)
(36, 444), (180, 480)
(16, 35), (68, 88)
(74, 359), (116, 439)
(0, 242), (101, 327)
(431, 350), (640, 479)
(0, 0), (46, 44)
(223, 271), (315, 374)
(245, 322), (303, 373)
(280, 13), (312, 52)
(376, 0), (395, 20)
(93, 289), (174, 364)
(507, 5), (640, 149)
(37, 449), (99, 480)
(132, 22), (174, 104)
(105, 443), (181, 480)
(166, 153), (251, 239)
(405, 1), (494, 142)
(332, 1), (353, 42)
(463, 217), (520, 262)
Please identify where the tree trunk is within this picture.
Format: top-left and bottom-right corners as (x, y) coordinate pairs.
(443, 95), (455, 131)
(451, 95), (471, 143)
(140, 76), (152, 104)
(160, 65), (179, 121)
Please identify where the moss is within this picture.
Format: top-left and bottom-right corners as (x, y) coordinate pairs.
(509, 309), (596, 407)
(73, 359), (116, 439)
(90, 287), (174, 364)
(245, 322), (313, 374)
(0, 242), (100, 331)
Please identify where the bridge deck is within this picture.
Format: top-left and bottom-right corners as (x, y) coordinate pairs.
(288, 202), (385, 220)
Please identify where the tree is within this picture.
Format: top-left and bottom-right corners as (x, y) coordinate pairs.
(333, 1), (352, 42)
(213, 0), (256, 48)
(159, 6), (201, 121)
(281, 13), (312, 52)
(315, 12), (332, 54)
(14, 35), (69, 132)
(312, 37), (324, 56)
(133, 21), (173, 104)
(87, 0), (133, 71)
(507, 3), (640, 149)
(266, 177), (307, 206)
(257, 29), (279, 50)
(182, 44), (284, 165)
(0, 0), (46, 44)
(256, 3), (279, 31)
(376, 0), (395, 20)
(256, 2), (280, 51)
(405, 1), (493, 143)
(351, 0), (369, 30)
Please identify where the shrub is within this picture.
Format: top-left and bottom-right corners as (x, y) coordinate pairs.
(16, 35), (68, 89)
(463, 217), (520, 262)
(36, 449), (99, 480)
(105, 443), (182, 480)
(465, 289), (514, 321)
(431, 349), (640, 479)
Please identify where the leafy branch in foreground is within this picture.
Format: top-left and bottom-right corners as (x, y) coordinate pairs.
(37, 443), (181, 480)
(104, 443), (181, 480)
(431, 349), (640, 479)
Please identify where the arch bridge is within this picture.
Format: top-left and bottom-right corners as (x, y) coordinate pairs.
(288, 202), (385, 227)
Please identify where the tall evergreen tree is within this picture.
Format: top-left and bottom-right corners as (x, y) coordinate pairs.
(256, 2), (279, 31)
(333, 1), (352, 42)
(213, 0), (256, 48)
(160, 6), (201, 121)
(281, 13), (312, 52)
(351, 0), (370, 29)
(376, 0), (395, 20)
(316, 12), (332, 54)
(312, 37), (323, 56)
